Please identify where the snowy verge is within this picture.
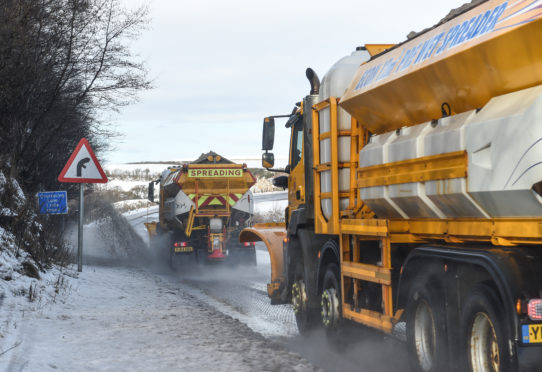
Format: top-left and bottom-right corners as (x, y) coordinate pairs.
(0, 193), (319, 372)
(0, 265), (317, 372)
(112, 199), (156, 214)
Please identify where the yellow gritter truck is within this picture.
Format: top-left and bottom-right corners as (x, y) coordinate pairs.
(241, 1), (542, 371)
(146, 151), (257, 266)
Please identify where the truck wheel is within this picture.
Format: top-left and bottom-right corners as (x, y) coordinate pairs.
(152, 224), (169, 262)
(227, 247), (257, 266)
(247, 247), (257, 266)
(240, 247), (257, 266)
(292, 280), (319, 334)
(461, 285), (514, 372)
(321, 262), (345, 348)
(169, 247), (179, 271)
(321, 263), (341, 330)
(406, 282), (448, 372)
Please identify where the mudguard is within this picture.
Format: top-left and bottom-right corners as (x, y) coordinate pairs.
(144, 222), (158, 238)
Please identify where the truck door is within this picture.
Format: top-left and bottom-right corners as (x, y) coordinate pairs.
(288, 116), (305, 216)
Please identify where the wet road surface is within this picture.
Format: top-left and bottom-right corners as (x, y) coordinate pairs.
(128, 202), (409, 372)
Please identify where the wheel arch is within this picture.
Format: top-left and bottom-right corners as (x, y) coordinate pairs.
(288, 207), (307, 236)
(295, 228), (323, 308)
(317, 239), (340, 295)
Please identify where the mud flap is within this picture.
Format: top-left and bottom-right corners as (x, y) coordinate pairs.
(144, 222), (158, 238)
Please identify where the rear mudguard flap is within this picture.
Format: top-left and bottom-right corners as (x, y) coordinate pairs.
(144, 222), (158, 238)
(240, 223), (286, 302)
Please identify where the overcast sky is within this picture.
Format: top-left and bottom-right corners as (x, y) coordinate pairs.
(108, 0), (467, 165)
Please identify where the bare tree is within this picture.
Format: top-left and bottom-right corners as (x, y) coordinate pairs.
(0, 0), (152, 266)
(0, 0), (151, 192)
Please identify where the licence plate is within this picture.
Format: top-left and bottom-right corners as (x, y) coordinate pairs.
(174, 246), (193, 253)
(522, 324), (542, 343)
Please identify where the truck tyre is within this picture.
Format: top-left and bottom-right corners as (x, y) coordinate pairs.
(151, 224), (169, 262)
(246, 247), (257, 266)
(292, 279), (319, 334)
(292, 253), (321, 335)
(321, 262), (344, 347)
(406, 282), (448, 372)
(321, 263), (341, 329)
(239, 246), (257, 266)
(461, 284), (514, 372)
(169, 246), (179, 271)
(227, 247), (257, 266)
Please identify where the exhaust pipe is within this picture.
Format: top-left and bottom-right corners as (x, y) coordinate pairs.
(306, 68), (320, 95)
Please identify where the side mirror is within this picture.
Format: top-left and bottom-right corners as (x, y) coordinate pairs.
(262, 152), (274, 169)
(284, 164), (291, 174)
(262, 117), (275, 151)
(148, 181), (155, 202)
(272, 175), (288, 190)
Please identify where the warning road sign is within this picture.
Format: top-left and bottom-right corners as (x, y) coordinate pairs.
(58, 138), (108, 183)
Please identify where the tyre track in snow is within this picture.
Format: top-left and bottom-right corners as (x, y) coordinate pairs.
(126, 201), (299, 338)
(147, 249), (408, 372)
(153, 245), (299, 339)
(126, 192), (297, 338)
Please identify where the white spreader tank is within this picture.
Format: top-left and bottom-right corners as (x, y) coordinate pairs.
(359, 84), (542, 219)
(318, 48), (371, 219)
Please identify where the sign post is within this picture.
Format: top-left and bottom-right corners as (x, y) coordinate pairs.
(58, 138), (108, 272)
(78, 184), (84, 272)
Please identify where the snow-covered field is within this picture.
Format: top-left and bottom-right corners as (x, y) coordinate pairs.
(100, 161), (286, 198)
(102, 178), (149, 190)
(253, 191), (288, 219)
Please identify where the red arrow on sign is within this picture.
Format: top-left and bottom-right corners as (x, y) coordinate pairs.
(58, 138), (108, 183)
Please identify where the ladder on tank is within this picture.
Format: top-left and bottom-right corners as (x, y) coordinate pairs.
(311, 97), (362, 233)
(312, 97), (400, 333)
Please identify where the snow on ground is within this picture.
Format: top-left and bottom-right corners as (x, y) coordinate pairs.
(112, 199), (156, 214)
(100, 178), (150, 191)
(253, 191), (288, 212)
(253, 199), (288, 214)
(1, 265), (316, 372)
(104, 163), (174, 174)
(113, 199), (154, 210)
(171, 247), (299, 340)
(0, 191), (317, 372)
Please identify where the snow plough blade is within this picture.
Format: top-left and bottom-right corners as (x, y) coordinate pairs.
(240, 223), (286, 302)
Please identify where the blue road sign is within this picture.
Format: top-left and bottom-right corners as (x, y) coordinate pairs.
(38, 191), (68, 215)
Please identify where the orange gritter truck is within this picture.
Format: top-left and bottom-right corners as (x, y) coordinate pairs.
(241, 1), (542, 371)
(146, 151), (257, 266)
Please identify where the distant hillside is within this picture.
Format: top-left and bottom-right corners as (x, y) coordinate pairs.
(98, 162), (285, 202)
